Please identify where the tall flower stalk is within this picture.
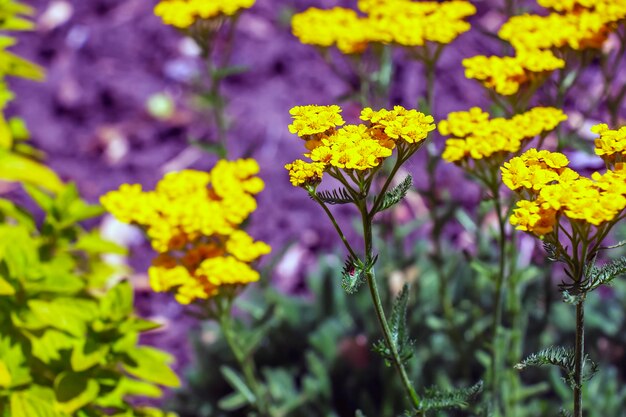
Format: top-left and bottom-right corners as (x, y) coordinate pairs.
(285, 104), (482, 415)
(504, 137), (626, 416)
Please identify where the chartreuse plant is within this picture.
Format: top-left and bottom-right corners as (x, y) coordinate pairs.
(0, 183), (179, 417)
(438, 106), (567, 416)
(0, 0), (63, 193)
(285, 104), (482, 416)
(502, 124), (626, 417)
(103, 160), (324, 416)
(153, 0), (255, 158)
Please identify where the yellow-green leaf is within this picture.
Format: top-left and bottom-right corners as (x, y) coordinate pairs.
(0, 360), (11, 387)
(0, 149), (63, 193)
(54, 373), (99, 414)
(0, 275), (15, 295)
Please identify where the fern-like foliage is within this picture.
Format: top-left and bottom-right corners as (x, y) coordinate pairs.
(416, 381), (483, 412)
(515, 346), (598, 388)
(543, 242), (568, 264)
(375, 175), (412, 213)
(559, 409), (573, 417)
(559, 256), (626, 295)
(341, 255), (366, 294)
(314, 187), (357, 205)
(373, 284), (414, 365)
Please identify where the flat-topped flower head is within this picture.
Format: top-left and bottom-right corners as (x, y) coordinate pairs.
(503, 148), (626, 236)
(592, 123), (626, 166)
(286, 104), (435, 187)
(463, 50), (564, 96)
(440, 107), (567, 164)
(101, 159), (270, 304)
(288, 105), (345, 138)
(154, 0), (255, 28)
(292, 1), (475, 54)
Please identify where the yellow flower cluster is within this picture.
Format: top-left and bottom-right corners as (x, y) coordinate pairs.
(463, 50), (565, 95)
(502, 148), (626, 236)
(291, 0), (476, 54)
(285, 105), (435, 187)
(592, 123), (626, 165)
(154, 0), (255, 28)
(499, 0), (626, 51)
(439, 107), (567, 163)
(101, 160), (271, 304)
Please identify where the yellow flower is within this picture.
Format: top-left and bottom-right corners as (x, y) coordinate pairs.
(286, 104), (435, 187)
(440, 108), (567, 163)
(463, 51), (564, 96)
(154, 0), (255, 28)
(285, 160), (326, 186)
(291, 1), (475, 54)
(592, 123), (626, 164)
(503, 148), (626, 237)
(102, 159), (271, 304)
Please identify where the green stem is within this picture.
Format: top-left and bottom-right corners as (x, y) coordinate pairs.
(573, 299), (585, 417)
(218, 301), (269, 416)
(366, 269), (422, 412)
(310, 191), (359, 261)
(490, 181), (508, 416)
(359, 199), (421, 412)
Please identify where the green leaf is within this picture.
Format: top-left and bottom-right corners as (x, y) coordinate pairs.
(419, 381), (483, 412)
(212, 65), (248, 80)
(23, 183), (54, 212)
(0, 360), (11, 387)
(27, 329), (76, 364)
(341, 256), (366, 294)
(10, 387), (65, 417)
(0, 149), (63, 193)
(376, 174), (412, 213)
(28, 299), (98, 336)
(73, 232), (127, 255)
(122, 346), (180, 388)
(220, 365), (256, 405)
(315, 187), (356, 205)
(100, 281), (133, 321)
(515, 346), (598, 388)
(54, 372), (100, 414)
(373, 284), (414, 365)
(0, 198), (35, 231)
(218, 391), (249, 411)
(0, 336), (31, 387)
(71, 340), (109, 372)
(0, 275), (15, 295)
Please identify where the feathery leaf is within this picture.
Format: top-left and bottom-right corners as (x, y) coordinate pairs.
(376, 175), (412, 213)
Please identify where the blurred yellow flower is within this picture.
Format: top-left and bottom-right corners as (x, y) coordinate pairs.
(101, 159), (270, 304)
(154, 0), (255, 28)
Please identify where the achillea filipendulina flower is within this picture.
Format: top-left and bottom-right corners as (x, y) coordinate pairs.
(291, 0), (475, 54)
(285, 104), (435, 187)
(462, 50), (565, 95)
(101, 159), (271, 304)
(154, 0), (255, 28)
(592, 123), (626, 165)
(499, 0), (626, 52)
(502, 148), (626, 236)
(439, 107), (567, 164)
(291, 7), (373, 54)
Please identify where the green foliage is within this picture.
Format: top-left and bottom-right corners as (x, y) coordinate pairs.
(0, 185), (178, 416)
(341, 256), (366, 294)
(315, 187), (357, 205)
(373, 284), (414, 366)
(375, 174), (412, 213)
(515, 346), (598, 388)
(417, 381), (483, 412)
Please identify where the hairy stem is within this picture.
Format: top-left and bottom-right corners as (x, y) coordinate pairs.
(573, 299), (585, 417)
(490, 181), (508, 416)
